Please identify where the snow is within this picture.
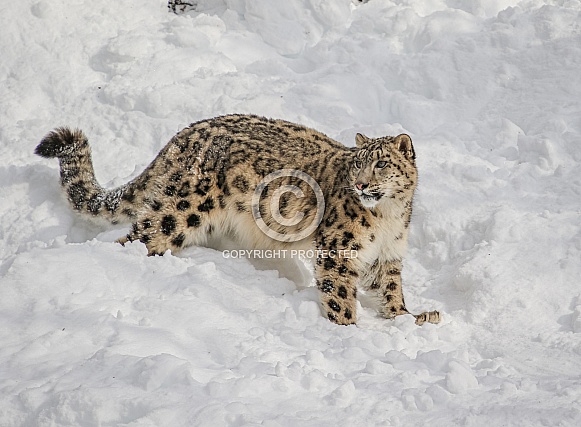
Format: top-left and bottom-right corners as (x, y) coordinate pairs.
(1, 0), (581, 425)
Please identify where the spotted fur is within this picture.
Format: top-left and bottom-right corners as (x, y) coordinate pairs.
(36, 114), (440, 326)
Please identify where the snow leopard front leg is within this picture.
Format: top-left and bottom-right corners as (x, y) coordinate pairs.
(362, 259), (440, 325)
(314, 254), (359, 326)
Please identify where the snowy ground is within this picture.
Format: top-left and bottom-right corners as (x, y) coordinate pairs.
(1, 0), (581, 425)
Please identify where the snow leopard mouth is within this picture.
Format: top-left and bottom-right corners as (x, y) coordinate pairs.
(361, 193), (379, 201)
(358, 191), (383, 208)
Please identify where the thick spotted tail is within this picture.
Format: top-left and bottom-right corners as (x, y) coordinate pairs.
(35, 128), (139, 224)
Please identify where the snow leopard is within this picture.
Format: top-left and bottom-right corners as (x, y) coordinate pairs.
(35, 114), (440, 326)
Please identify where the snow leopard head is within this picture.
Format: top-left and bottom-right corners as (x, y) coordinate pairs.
(350, 133), (417, 209)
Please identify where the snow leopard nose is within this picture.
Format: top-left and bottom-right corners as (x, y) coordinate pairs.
(355, 182), (368, 191)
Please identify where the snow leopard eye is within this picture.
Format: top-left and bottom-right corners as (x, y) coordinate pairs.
(375, 161), (387, 169)
(354, 160), (362, 169)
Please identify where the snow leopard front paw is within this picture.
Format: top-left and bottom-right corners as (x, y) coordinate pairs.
(414, 310), (441, 325)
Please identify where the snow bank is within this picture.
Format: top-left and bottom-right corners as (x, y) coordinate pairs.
(1, 0), (580, 425)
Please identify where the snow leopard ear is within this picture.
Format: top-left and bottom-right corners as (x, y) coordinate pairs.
(355, 133), (368, 148)
(394, 134), (415, 160)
